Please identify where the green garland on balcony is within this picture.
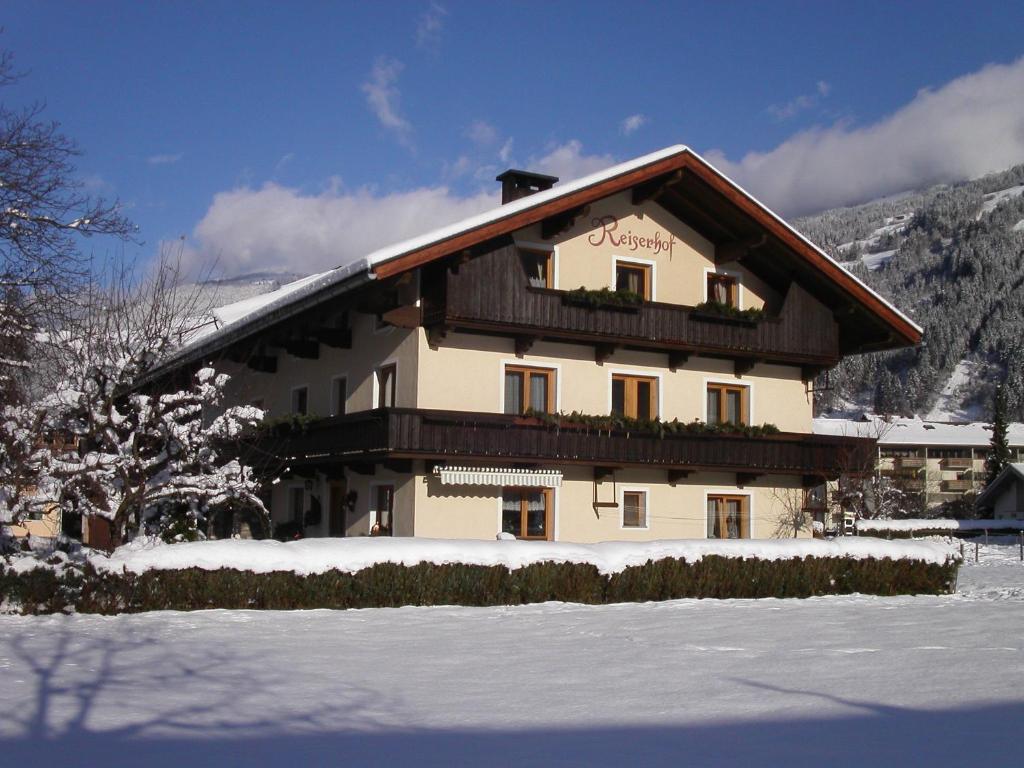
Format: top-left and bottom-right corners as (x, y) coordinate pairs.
(256, 412), (324, 436)
(524, 409), (780, 438)
(564, 286), (644, 308)
(693, 300), (766, 322)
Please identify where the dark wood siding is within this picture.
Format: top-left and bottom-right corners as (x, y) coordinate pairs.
(433, 244), (840, 365)
(252, 408), (874, 479)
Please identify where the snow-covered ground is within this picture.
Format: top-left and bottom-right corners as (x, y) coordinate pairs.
(926, 358), (983, 421)
(0, 542), (1021, 767)
(978, 184), (1024, 218)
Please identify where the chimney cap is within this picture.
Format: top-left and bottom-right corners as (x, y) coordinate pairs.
(495, 169), (560, 185)
(496, 169), (559, 204)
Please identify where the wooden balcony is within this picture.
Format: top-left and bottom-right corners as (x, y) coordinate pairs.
(422, 243), (841, 370)
(942, 478), (974, 492)
(249, 408), (875, 480)
(942, 457), (974, 471)
(897, 457), (927, 470)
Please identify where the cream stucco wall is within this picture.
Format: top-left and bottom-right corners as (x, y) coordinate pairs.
(514, 192), (779, 311)
(413, 464), (807, 541)
(416, 331), (812, 433)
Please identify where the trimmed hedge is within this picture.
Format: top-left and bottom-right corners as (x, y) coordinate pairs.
(0, 554), (959, 615)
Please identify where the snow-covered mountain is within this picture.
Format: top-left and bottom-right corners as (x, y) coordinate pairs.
(795, 162), (1024, 421)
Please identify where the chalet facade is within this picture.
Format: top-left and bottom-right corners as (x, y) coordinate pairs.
(147, 146), (921, 542)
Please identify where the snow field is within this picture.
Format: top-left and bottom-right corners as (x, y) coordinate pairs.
(0, 541), (1020, 766)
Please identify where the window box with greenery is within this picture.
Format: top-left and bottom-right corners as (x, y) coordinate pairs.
(561, 286), (644, 311)
(691, 301), (766, 325)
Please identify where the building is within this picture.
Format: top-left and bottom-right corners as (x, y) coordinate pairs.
(145, 146), (920, 542)
(976, 463), (1024, 519)
(813, 415), (1024, 512)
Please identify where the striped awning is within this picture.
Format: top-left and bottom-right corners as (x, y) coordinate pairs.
(434, 465), (562, 488)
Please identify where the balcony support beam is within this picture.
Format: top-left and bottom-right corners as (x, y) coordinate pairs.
(736, 472), (762, 488)
(515, 335), (538, 358)
(668, 350), (691, 372)
(667, 469), (691, 486)
(595, 343), (617, 366)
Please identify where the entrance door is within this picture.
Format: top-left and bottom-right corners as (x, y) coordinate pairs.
(328, 480), (348, 537)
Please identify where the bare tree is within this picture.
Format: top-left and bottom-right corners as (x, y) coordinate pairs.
(0, 47), (134, 404)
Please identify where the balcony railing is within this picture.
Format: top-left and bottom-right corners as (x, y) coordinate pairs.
(423, 244), (841, 366)
(897, 457), (927, 470)
(248, 408), (875, 479)
(942, 478), (974, 492)
(942, 457), (974, 471)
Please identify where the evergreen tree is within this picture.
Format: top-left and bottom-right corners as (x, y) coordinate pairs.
(985, 384), (1012, 485)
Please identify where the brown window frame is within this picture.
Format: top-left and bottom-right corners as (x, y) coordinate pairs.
(376, 363), (397, 408)
(521, 248), (554, 289)
(611, 374), (659, 421)
(707, 272), (738, 307)
(706, 494), (750, 539)
(291, 386), (308, 416)
(614, 260), (652, 300)
(622, 490), (648, 529)
(371, 484), (394, 536)
(504, 365), (556, 415)
(331, 376), (347, 416)
(501, 487), (554, 541)
(706, 382), (748, 426)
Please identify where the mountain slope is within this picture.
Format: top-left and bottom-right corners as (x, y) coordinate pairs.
(795, 163), (1024, 420)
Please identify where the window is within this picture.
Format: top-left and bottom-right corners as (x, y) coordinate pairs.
(370, 485), (394, 536)
(706, 383), (748, 425)
(331, 376), (347, 416)
(291, 387), (308, 415)
(707, 495), (749, 539)
(612, 374), (658, 420)
(376, 364), (397, 408)
(622, 490), (647, 528)
(289, 487), (305, 524)
(707, 272), (738, 307)
(504, 366), (555, 415)
(501, 488), (552, 540)
(615, 260), (651, 299)
(521, 249), (554, 288)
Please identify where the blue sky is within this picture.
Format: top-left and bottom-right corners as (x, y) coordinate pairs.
(5, 1), (1024, 277)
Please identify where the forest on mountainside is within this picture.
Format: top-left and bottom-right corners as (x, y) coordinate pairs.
(795, 163), (1024, 421)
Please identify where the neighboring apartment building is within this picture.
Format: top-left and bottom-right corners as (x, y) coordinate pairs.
(143, 146), (920, 542)
(813, 415), (1024, 511)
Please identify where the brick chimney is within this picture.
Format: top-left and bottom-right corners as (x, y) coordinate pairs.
(496, 169), (559, 204)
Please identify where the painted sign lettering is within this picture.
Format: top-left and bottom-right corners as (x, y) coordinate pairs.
(587, 215), (676, 258)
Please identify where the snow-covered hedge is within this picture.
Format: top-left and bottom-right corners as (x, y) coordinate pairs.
(1, 537), (961, 614)
(94, 536), (959, 575)
(858, 519), (1024, 538)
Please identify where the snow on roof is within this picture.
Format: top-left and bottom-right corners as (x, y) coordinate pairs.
(167, 144), (920, 368)
(812, 415), (1024, 447)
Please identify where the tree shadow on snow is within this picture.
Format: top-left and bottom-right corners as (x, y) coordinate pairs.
(0, 623), (1020, 767)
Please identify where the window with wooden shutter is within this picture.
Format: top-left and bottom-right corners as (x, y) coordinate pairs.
(706, 383), (748, 425)
(504, 366), (555, 415)
(706, 494), (749, 539)
(611, 374), (658, 420)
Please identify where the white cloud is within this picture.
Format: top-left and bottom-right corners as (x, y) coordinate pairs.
(707, 58), (1024, 216)
(185, 182), (498, 277)
(415, 3), (448, 51)
(147, 152), (183, 165)
(528, 140), (617, 183)
(466, 119), (498, 147)
(498, 137), (514, 164)
(620, 114), (648, 135)
(361, 57), (413, 148)
(767, 80), (831, 121)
